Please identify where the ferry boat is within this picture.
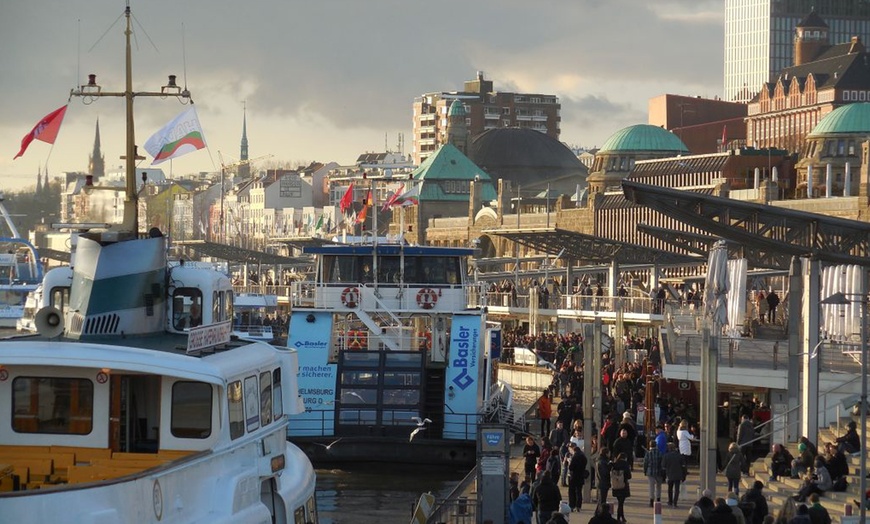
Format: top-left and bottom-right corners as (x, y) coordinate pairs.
(232, 292), (279, 343)
(16, 266), (73, 332)
(0, 5), (318, 522)
(286, 242), (501, 467)
(0, 196), (43, 329)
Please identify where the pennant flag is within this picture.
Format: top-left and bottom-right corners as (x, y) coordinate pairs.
(14, 105), (68, 159)
(314, 213), (324, 231)
(364, 190), (373, 207)
(339, 183), (354, 214)
(381, 183), (404, 211)
(356, 205), (368, 224)
(386, 183), (420, 208)
(144, 107), (207, 165)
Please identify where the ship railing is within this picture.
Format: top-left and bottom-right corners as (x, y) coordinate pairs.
(233, 283), (293, 298)
(289, 280), (485, 310)
(424, 465), (478, 524)
(482, 291), (663, 315)
(288, 408), (483, 440)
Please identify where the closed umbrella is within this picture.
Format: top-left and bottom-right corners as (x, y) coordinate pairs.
(704, 239), (730, 327)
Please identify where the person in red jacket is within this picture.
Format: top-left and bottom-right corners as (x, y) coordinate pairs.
(538, 389), (552, 437)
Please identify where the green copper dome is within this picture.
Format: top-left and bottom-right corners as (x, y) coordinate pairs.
(599, 124), (689, 154)
(448, 99), (467, 117)
(809, 103), (870, 136)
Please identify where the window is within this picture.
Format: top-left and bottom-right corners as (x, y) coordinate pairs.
(272, 368), (283, 418)
(244, 375), (260, 432)
(12, 377), (94, 434)
(172, 287), (203, 330)
(228, 380), (245, 439)
(502, 107), (510, 115)
(259, 371), (273, 427)
(171, 381), (212, 439)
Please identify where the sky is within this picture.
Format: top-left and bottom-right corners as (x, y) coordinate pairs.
(0, 0), (725, 192)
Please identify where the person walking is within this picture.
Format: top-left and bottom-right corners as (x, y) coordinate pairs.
(661, 442), (684, 507)
(538, 389), (552, 438)
(567, 442), (588, 512)
(610, 452), (632, 523)
(677, 419), (696, 474)
(531, 471), (561, 524)
(597, 448), (612, 506)
(643, 438), (664, 508)
(766, 289), (780, 324)
(723, 442), (745, 496)
(736, 414), (755, 471)
(523, 435), (541, 482)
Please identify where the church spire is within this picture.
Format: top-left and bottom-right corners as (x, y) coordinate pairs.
(239, 102), (251, 179)
(88, 118), (105, 181)
(36, 165), (43, 194)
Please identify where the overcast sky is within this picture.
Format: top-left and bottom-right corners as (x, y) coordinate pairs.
(0, 0), (724, 191)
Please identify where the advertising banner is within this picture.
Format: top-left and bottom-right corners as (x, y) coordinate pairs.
(286, 311), (337, 436)
(444, 313), (483, 440)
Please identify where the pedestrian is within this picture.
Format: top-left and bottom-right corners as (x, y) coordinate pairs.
(741, 480), (769, 524)
(685, 505), (706, 524)
(677, 419), (696, 474)
(806, 493), (831, 524)
(531, 471), (562, 524)
(589, 501), (619, 524)
(510, 482), (534, 524)
(766, 289), (780, 324)
(538, 389), (552, 438)
(524, 435), (541, 482)
(643, 438), (663, 507)
(612, 428), (635, 470)
(610, 452), (632, 523)
(597, 448), (612, 506)
(655, 424), (668, 455)
(708, 497), (739, 524)
(756, 290), (767, 322)
(736, 414), (755, 470)
(510, 471), (520, 502)
(545, 502), (571, 524)
(661, 442), (683, 507)
(567, 442), (588, 512)
(726, 492), (747, 524)
(695, 489), (716, 523)
(789, 503), (811, 524)
(723, 442), (745, 496)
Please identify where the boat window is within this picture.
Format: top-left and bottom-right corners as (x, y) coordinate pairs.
(272, 368), (283, 418)
(244, 375), (260, 432)
(340, 388), (376, 404)
(305, 497), (318, 524)
(358, 256), (374, 283)
(339, 410), (377, 424)
(170, 381), (213, 439)
(341, 371), (378, 386)
(341, 352), (380, 367)
(12, 376), (94, 435)
(228, 380), (245, 439)
(50, 286), (70, 310)
(294, 506), (306, 523)
(420, 258), (446, 284)
(377, 256), (402, 283)
(213, 291), (221, 322)
(259, 371), (272, 427)
(383, 372), (421, 387)
(384, 352), (424, 367)
(173, 288), (203, 330)
(225, 291), (233, 323)
(323, 255), (357, 283)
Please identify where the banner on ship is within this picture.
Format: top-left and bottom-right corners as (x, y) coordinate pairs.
(286, 311), (337, 436)
(444, 313), (484, 440)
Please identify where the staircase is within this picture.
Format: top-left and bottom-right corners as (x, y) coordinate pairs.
(423, 368), (446, 438)
(742, 415), (870, 519)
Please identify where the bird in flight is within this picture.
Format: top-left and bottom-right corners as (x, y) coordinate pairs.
(312, 437), (343, 451)
(409, 417), (432, 442)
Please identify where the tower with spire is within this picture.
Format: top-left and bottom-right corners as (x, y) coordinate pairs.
(239, 103), (250, 179)
(88, 118), (105, 182)
(36, 166), (43, 195)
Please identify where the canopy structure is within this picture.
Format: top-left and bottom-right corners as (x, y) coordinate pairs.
(174, 240), (310, 266)
(484, 227), (700, 266)
(622, 179), (870, 267)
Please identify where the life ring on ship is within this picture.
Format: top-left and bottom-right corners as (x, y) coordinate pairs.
(341, 287), (360, 308)
(416, 288), (438, 310)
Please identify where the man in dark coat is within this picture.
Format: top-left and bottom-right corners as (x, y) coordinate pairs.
(588, 501), (619, 524)
(612, 428), (635, 468)
(597, 448), (612, 506)
(740, 480), (769, 524)
(766, 290), (780, 323)
(707, 497), (739, 524)
(807, 493), (831, 524)
(532, 471), (562, 524)
(661, 443), (684, 507)
(695, 489), (716, 523)
(566, 442), (588, 511)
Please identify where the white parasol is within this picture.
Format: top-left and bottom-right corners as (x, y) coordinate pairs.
(704, 239), (730, 327)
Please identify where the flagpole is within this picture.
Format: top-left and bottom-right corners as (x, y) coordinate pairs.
(372, 181), (379, 292)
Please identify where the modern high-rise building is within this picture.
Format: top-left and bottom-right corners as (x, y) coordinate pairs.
(411, 72), (560, 165)
(724, 0), (870, 103)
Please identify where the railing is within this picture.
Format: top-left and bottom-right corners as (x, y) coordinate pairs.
(426, 467), (478, 524)
(483, 291), (663, 315)
(287, 408), (482, 440)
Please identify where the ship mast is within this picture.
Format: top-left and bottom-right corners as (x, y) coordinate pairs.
(70, 2), (191, 236)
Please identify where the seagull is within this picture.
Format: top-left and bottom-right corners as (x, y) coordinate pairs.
(409, 417), (432, 442)
(345, 391), (366, 403)
(311, 438), (343, 451)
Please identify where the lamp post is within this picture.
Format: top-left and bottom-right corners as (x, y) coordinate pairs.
(822, 284), (867, 524)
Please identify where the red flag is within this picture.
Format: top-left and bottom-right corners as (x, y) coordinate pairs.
(339, 183), (354, 214)
(364, 190), (373, 207)
(381, 183), (404, 211)
(14, 105), (68, 159)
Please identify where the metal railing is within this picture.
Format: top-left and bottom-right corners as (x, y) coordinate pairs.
(426, 467), (478, 524)
(287, 408), (483, 440)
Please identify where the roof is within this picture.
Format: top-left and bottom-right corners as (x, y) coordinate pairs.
(448, 99), (467, 117)
(809, 102), (870, 136)
(797, 10), (828, 29)
(630, 154), (730, 178)
(174, 240), (311, 266)
(412, 144), (498, 202)
(599, 124), (689, 154)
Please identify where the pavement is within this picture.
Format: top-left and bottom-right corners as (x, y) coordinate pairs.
(507, 442), (759, 524)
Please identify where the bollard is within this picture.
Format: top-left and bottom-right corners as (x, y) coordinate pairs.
(845, 504), (853, 516)
(654, 501), (663, 524)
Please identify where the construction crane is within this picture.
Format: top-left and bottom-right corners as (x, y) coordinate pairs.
(216, 152), (273, 244)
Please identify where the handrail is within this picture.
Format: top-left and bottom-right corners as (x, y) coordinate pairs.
(425, 466), (478, 524)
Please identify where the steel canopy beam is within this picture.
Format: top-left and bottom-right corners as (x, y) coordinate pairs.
(622, 180), (870, 267)
(485, 227), (700, 266)
(635, 223), (791, 270)
(174, 240), (311, 266)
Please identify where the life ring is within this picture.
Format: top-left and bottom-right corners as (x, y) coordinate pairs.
(416, 288), (438, 310)
(341, 287), (360, 308)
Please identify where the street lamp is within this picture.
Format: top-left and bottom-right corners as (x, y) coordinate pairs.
(822, 289), (867, 524)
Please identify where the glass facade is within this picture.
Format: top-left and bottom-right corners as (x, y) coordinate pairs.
(725, 0), (870, 103)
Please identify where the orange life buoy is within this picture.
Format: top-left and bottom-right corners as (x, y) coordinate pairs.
(341, 287), (360, 308)
(416, 288), (438, 310)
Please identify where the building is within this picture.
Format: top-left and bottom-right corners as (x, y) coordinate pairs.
(648, 94), (748, 154)
(411, 72), (560, 165)
(725, 0), (870, 103)
(746, 20), (870, 152)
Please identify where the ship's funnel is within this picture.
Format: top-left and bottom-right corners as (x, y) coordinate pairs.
(65, 235), (167, 339)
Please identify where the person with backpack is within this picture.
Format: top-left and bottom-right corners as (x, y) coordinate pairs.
(567, 441), (588, 512)
(611, 452), (632, 523)
(723, 442), (746, 496)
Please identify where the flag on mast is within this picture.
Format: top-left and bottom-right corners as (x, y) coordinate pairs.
(385, 183), (420, 208)
(14, 105), (68, 159)
(381, 183), (404, 211)
(144, 107), (207, 165)
(339, 183), (354, 214)
(721, 125), (727, 146)
(314, 214), (324, 231)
